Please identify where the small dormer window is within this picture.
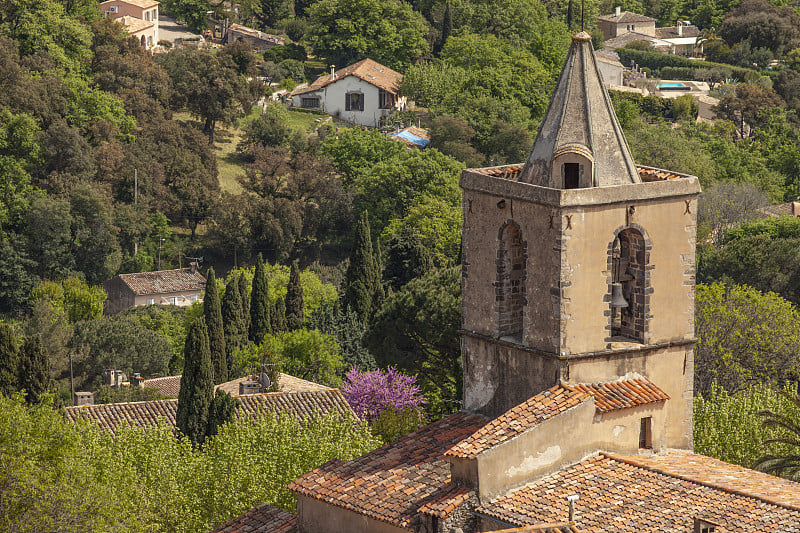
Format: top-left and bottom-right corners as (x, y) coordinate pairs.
(564, 163), (579, 189)
(551, 144), (593, 189)
(694, 518), (720, 533)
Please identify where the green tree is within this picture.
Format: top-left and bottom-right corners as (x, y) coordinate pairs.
(306, 0), (430, 70)
(0, 323), (19, 395)
(695, 282), (800, 396)
(30, 278), (106, 324)
(716, 84), (786, 137)
(272, 297), (287, 332)
(239, 271), (250, 334)
(203, 268), (227, 384)
(343, 213), (381, 324)
(308, 301), (376, 370)
(285, 260), (304, 331)
(264, 328), (343, 386)
(206, 389), (239, 439)
(382, 226), (433, 291)
(69, 184), (122, 285)
(0, 236), (38, 314)
(383, 196), (461, 268)
(242, 104), (291, 148)
(221, 277), (246, 374)
(754, 388), (800, 480)
(249, 255), (272, 343)
(18, 334), (52, 405)
(365, 266), (461, 417)
(176, 317), (214, 446)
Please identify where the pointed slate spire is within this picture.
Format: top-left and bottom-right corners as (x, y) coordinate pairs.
(518, 32), (640, 188)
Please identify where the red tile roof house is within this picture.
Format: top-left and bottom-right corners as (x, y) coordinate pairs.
(289, 58), (406, 128)
(100, 0), (160, 48)
(218, 32), (800, 533)
(102, 263), (206, 315)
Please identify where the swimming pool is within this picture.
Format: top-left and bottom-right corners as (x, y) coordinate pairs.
(657, 82), (691, 91)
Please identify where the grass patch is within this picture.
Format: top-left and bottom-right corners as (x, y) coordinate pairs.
(285, 109), (329, 133)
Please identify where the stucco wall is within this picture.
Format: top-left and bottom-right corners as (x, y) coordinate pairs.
(132, 290), (201, 308)
(597, 60), (623, 86)
(291, 76), (395, 127)
(103, 277), (136, 315)
(296, 496), (411, 533)
(103, 1), (159, 44)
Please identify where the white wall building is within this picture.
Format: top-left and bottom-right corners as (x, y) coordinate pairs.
(290, 58), (406, 128)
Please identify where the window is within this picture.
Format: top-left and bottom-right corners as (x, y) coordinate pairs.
(147, 35), (153, 47)
(345, 92), (364, 112)
(190, 294), (198, 303)
(108, 5), (118, 13)
(694, 518), (719, 533)
(496, 222), (526, 340)
(144, 10), (150, 20)
(169, 296), (177, 305)
(147, 298), (155, 305)
(610, 228), (648, 343)
(379, 89), (394, 109)
(564, 163), (580, 189)
(301, 97), (320, 108)
(639, 417), (652, 449)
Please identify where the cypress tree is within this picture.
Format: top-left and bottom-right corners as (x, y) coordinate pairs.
(239, 270), (250, 334)
(384, 226), (434, 291)
(0, 324), (19, 395)
(343, 213), (381, 324)
(18, 334), (52, 404)
(204, 268), (227, 384)
(437, 1), (452, 55)
(567, 0), (574, 30)
(221, 276), (245, 374)
(249, 254), (271, 342)
(272, 297), (287, 332)
(285, 260), (304, 331)
(176, 318), (214, 446)
(206, 389), (239, 438)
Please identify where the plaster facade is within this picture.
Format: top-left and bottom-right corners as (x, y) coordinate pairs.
(296, 496), (408, 533)
(101, 0), (159, 47)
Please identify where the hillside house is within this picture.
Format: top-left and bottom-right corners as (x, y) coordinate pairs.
(600, 7), (702, 56)
(225, 23), (285, 52)
(289, 58), (406, 128)
(221, 31), (800, 533)
(102, 263), (205, 315)
(100, 0), (159, 48)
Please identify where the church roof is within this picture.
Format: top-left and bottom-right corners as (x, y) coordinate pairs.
(477, 451), (800, 531)
(518, 32), (640, 187)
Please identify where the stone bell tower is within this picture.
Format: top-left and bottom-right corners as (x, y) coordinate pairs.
(459, 32), (700, 449)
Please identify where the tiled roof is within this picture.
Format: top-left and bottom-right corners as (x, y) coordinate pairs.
(140, 375), (182, 397)
(445, 385), (590, 459)
(477, 452), (800, 532)
(562, 375), (669, 413)
(655, 25), (701, 39)
(595, 50), (623, 66)
(292, 58), (402, 96)
(64, 389), (353, 434)
(486, 525), (585, 533)
(211, 503), (296, 533)
(117, 15), (154, 33)
(115, 268), (206, 295)
(141, 373), (330, 399)
(603, 32), (670, 51)
(470, 163), (691, 182)
(101, 0), (159, 8)
(227, 24), (285, 45)
(288, 412), (488, 528)
(598, 11), (656, 23)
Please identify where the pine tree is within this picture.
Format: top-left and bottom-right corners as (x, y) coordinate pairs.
(176, 318), (214, 446)
(204, 268), (227, 384)
(239, 270), (250, 334)
(272, 297), (287, 332)
(18, 334), (52, 404)
(249, 255), (271, 343)
(384, 226), (434, 291)
(343, 213), (382, 324)
(221, 276), (245, 375)
(285, 260), (304, 331)
(0, 324), (19, 395)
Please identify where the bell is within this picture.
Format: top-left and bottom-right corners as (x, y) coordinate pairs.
(610, 282), (628, 308)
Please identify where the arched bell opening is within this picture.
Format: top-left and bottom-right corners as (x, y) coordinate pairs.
(495, 221), (527, 341)
(609, 227), (649, 343)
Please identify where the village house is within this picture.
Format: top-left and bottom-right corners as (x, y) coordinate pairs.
(100, 0), (159, 48)
(289, 58), (406, 128)
(102, 263), (205, 315)
(225, 23), (285, 52)
(599, 7), (703, 57)
(217, 31), (800, 533)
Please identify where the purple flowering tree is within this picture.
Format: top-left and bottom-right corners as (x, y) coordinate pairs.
(341, 367), (427, 423)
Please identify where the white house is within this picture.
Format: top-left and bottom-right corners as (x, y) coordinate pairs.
(289, 58), (406, 128)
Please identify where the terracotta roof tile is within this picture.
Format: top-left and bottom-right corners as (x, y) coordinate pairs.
(485, 525), (587, 533)
(292, 58), (402, 96)
(101, 0), (159, 9)
(140, 375), (182, 397)
(655, 25), (701, 39)
(140, 373), (330, 399)
(598, 11), (656, 23)
(117, 15), (154, 33)
(288, 412), (488, 528)
(478, 453), (800, 532)
(211, 503), (296, 533)
(562, 375), (669, 413)
(115, 268), (206, 295)
(445, 385), (590, 459)
(64, 389), (353, 434)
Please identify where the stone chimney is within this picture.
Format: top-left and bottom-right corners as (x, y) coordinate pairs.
(189, 261), (198, 274)
(615, 6), (621, 17)
(793, 202), (800, 216)
(677, 21), (683, 36)
(74, 391), (94, 406)
(330, 64), (336, 81)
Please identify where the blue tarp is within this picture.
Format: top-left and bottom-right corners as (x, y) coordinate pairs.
(392, 130), (430, 147)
